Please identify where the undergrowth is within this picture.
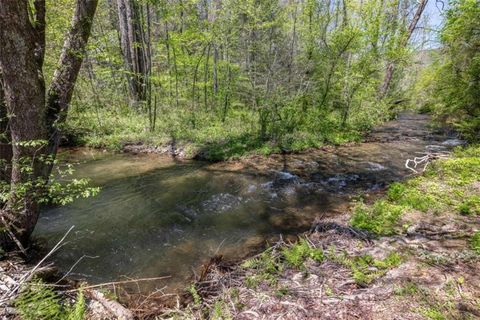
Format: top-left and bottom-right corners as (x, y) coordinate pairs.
(328, 249), (402, 286)
(14, 278), (85, 320)
(351, 145), (480, 236)
(65, 106), (369, 161)
(471, 232), (480, 254)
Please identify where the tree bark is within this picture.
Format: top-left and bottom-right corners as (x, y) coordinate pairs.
(0, 0), (98, 247)
(46, 0), (99, 156)
(0, 73), (11, 183)
(0, 1), (48, 246)
(115, 0), (149, 107)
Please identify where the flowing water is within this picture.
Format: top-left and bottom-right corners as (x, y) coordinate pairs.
(33, 114), (460, 292)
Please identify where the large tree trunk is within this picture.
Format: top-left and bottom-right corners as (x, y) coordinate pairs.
(0, 0), (98, 248)
(0, 1), (48, 246)
(379, 0), (428, 98)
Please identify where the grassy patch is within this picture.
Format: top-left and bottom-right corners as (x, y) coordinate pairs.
(240, 238), (325, 288)
(350, 201), (403, 235)
(351, 145), (480, 235)
(458, 196), (480, 216)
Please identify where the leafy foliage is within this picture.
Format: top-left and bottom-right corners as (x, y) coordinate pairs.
(14, 278), (86, 320)
(0, 157), (99, 210)
(351, 200), (403, 235)
(282, 238), (324, 268)
(471, 232), (480, 254)
(415, 0), (480, 141)
(41, 0), (419, 160)
(329, 250), (402, 286)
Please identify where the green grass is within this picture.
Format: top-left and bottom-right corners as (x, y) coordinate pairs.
(351, 145), (480, 235)
(350, 201), (403, 235)
(458, 196), (480, 216)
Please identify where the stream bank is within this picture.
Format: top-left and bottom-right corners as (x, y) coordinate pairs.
(2, 113), (476, 319)
(163, 145), (480, 320)
(33, 113), (462, 293)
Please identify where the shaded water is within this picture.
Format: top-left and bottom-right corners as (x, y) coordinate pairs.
(33, 114), (456, 291)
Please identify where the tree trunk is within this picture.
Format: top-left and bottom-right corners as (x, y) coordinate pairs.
(47, 0), (98, 152)
(0, 73), (11, 183)
(379, 0), (428, 98)
(115, 0), (149, 107)
(0, 1), (48, 246)
(0, 0), (98, 248)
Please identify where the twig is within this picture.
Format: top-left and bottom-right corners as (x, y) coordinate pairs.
(65, 276), (172, 292)
(55, 254), (99, 284)
(0, 225), (75, 305)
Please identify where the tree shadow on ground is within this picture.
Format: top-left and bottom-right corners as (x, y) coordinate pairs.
(194, 132), (276, 161)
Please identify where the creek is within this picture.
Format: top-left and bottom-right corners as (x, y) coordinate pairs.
(33, 113), (459, 292)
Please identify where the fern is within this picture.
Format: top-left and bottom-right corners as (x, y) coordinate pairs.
(14, 278), (86, 320)
(67, 289), (86, 320)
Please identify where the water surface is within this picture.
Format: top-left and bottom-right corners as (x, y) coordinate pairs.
(34, 114), (455, 291)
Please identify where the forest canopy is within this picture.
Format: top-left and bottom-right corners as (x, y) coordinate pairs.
(42, 0), (434, 160)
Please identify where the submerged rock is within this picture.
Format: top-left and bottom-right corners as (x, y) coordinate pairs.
(201, 193), (244, 213)
(441, 139), (466, 147)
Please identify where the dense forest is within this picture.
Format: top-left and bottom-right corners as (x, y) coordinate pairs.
(32, 0), (445, 157)
(0, 0), (479, 319)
